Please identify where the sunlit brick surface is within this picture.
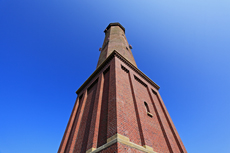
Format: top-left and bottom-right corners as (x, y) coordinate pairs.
(58, 23), (186, 153)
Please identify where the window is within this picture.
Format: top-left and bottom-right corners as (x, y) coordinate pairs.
(144, 102), (150, 112)
(144, 101), (153, 117)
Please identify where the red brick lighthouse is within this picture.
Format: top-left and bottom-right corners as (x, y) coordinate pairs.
(58, 23), (187, 153)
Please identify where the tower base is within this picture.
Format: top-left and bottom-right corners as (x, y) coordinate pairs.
(87, 134), (156, 153)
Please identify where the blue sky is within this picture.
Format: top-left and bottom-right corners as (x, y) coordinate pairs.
(0, 0), (230, 153)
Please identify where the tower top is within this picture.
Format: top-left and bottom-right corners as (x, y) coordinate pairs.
(104, 22), (125, 33)
(97, 22), (137, 68)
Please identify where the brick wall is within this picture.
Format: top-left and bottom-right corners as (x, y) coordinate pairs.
(113, 56), (186, 153)
(58, 54), (186, 153)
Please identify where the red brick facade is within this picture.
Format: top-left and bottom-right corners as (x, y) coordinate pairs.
(58, 23), (187, 153)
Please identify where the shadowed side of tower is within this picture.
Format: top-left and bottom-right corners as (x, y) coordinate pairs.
(58, 23), (187, 153)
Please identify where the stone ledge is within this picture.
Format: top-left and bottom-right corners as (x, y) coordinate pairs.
(86, 133), (157, 153)
(107, 133), (130, 143)
(86, 147), (96, 153)
(147, 112), (153, 117)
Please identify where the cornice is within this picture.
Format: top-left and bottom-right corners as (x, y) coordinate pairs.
(113, 50), (160, 90)
(76, 51), (116, 95)
(76, 50), (160, 95)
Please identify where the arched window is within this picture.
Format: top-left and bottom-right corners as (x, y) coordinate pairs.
(144, 101), (153, 117)
(144, 101), (150, 112)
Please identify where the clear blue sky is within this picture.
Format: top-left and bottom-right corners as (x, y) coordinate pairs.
(0, 1), (230, 153)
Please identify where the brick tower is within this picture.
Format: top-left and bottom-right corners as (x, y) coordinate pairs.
(58, 23), (187, 153)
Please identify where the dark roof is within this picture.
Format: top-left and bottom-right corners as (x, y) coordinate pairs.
(104, 22), (125, 33)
